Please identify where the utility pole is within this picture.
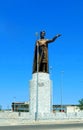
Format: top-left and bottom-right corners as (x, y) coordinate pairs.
(60, 71), (64, 112)
(50, 66), (53, 111)
(35, 32), (39, 120)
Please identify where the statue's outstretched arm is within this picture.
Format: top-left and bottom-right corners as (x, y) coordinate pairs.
(47, 34), (62, 43)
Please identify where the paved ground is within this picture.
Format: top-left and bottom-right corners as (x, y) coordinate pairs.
(0, 119), (82, 126)
(0, 123), (83, 130)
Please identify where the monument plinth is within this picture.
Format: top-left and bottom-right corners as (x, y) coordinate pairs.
(29, 73), (52, 115)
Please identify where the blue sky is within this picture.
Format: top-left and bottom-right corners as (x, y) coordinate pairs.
(0, 0), (83, 109)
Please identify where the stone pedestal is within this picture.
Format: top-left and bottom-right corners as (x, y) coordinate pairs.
(29, 73), (52, 116)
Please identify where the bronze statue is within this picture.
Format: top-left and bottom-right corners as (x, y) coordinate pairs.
(32, 31), (61, 73)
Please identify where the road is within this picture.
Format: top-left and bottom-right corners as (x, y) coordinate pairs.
(0, 123), (83, 130)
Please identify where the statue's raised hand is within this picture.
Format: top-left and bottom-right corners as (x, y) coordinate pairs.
(56, 34), (62, 37)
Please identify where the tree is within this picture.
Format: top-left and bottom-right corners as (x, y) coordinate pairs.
(78, 98), (83, 110)
(0, 105), (2, 111)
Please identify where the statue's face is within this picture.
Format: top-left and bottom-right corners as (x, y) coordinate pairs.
(40, 31), (45, 38)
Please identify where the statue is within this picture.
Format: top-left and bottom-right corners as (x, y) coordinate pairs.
(32, 31), (61, 73)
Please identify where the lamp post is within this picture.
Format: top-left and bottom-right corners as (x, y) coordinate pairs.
(60, 71), (64, 111)
(35, 32), (39, 120)
(13, 97), (16, 112)
(50, 66), (52, 79)
(50, 66), (53, 111)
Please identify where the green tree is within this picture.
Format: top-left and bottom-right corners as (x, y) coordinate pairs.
(78, 98), (83, 110)
(0, 105), (2, 111)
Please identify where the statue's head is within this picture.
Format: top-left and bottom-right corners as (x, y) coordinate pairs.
(40, 31), (46, 39)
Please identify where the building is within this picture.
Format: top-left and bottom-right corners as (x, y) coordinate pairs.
(53, 104), (80, 113)
(12, 102), (29, 112)
(53, 105), (66, 112)
(12, 102), (80, 113)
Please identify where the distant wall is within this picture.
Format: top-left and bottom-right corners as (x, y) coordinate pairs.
(0, 111), (83, 120)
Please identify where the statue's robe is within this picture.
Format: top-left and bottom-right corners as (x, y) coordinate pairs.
(32, 40), (49, 73)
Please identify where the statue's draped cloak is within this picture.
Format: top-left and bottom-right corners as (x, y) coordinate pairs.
(32, 42), (49, 73)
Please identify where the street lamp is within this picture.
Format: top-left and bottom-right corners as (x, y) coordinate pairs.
(50, 66), (52, 79)
(35, 32), (39, 120)
(13, 97), (16, 112)
(60, 71), (64, 112)
(50, 66), (53, 111)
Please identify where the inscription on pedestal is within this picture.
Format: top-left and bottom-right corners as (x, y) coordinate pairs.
(38, 82), (44, 87)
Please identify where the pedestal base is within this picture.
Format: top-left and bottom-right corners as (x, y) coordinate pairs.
(29, 73), (52, 116)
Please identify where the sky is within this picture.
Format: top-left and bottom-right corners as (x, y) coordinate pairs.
(0, 0), (83, 109)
